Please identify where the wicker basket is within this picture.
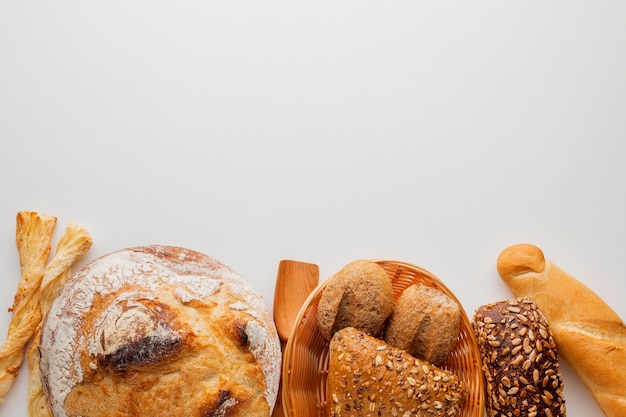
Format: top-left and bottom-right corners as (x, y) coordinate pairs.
(281, 259), (485, 417)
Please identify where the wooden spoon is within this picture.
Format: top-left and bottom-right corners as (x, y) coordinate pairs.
(272, 260), (320, 417)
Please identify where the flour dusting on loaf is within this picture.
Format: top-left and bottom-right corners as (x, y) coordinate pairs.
(39, 246), (280, 417)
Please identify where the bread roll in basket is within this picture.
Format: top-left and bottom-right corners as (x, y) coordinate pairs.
(38, 245), (281, 417)
(281, 259), (485, 417)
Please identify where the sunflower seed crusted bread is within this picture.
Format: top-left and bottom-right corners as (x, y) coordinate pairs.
(473, 298), (565, 417)
(327, 327), (467, 417)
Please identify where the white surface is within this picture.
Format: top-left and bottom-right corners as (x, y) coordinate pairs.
(1, 1), (624, 416)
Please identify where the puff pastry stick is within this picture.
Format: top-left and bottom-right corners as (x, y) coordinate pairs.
(27, 222), (92, 417)
(0, 212), (56, 401)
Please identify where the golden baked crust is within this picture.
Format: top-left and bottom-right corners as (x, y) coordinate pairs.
(384, 284), (461, 366)
(316, 260), (394, 341)
(327, 327), (467, 417)
(39, 246), (280, 417)
(28, 222), (93, 417)
(497, 243), (626, 417)
(0, 211), (56, 401)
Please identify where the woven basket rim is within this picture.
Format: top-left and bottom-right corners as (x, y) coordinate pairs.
(282, 258), (486, 417)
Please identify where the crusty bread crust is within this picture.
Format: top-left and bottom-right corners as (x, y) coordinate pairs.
(384, 284), (460, 366)
(316, 260), (394, 341)
(39, 246), (280, 417)
(497, 243), (626, 417)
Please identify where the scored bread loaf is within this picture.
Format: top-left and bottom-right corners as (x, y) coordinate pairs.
(327, 327), (467, 417)
(38, 245), (281, 417)
(473, 298), (565, 417)
(384, 284), (461, 366)
(497, 243), (626, 417)
(316, 260), (394, 341)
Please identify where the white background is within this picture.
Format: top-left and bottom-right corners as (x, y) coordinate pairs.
(1, 1), (625, 416)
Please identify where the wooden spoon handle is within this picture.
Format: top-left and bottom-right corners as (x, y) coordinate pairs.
(273, 260), (319, 342)
(272, 259), (319, 417)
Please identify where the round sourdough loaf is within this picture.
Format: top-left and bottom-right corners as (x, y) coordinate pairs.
(38, 245), (281, 417)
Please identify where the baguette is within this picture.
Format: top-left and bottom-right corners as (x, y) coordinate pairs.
(497, 243), (626, 417)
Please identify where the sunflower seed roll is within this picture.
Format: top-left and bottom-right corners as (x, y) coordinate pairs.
(473, 298), (566, 417)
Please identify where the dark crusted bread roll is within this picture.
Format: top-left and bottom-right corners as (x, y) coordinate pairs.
(473, 298), (565, 417)
(316, 260), (394, 341)
(39, 246), (281, 417)
(384, 284), (461, 366)
(327, 327), (467, 417)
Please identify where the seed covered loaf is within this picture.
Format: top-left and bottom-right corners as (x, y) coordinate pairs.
(327, 327), (467, 417)
(473, 298), (565, 417)
(497, 243), (626, 417)
(39, 245), (281, 417)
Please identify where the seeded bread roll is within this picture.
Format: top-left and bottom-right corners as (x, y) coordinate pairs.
(497, 243), (626, 417)
(39, 246), (281, 417)
(473, 298), (565, 417)
(328, 327), (467, 417)
(384, 284), (461, 366)
(316, 260), (394, 341)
